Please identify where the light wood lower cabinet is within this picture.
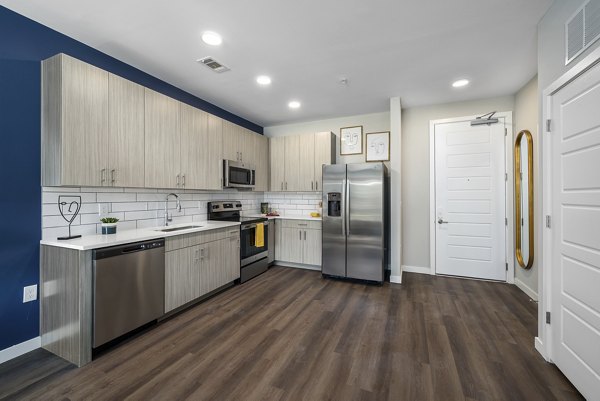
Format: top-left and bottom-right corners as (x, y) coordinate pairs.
(275, 220), (322, 266)
(165, 230), (240, 313)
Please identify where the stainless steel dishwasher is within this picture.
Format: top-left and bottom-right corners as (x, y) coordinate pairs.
(93, 239), (165, 348)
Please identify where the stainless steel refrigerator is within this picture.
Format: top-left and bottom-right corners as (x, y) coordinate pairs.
(322, 163), (387, 283)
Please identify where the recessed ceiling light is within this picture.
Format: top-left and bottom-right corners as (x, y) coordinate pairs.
(452, 79), (470, 88)
(288, 101), (301, 109)
(202, 31), (222, 46)
(256, 75), (272, 85)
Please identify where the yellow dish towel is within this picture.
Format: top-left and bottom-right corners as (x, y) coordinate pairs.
(255, 222), (265, 247)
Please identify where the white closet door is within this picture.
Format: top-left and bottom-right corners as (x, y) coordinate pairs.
(550, 60), (600, 401)
(434, 119), (506, 280)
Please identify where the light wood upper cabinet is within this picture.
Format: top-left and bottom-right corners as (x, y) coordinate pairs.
(108, 74), (145, 187)
(180, 103), (208, 190)
(221, 120), (239, 162)
(299, 134), (315, 191)
(269, 132), (334, 192)
(254, 134), (269, 192)
(144, 88), (181, 189)
(42, 53), (109, 187)
(314, 131), (335, 191)
(270, 137), (286, 191)
(206, 115), (224, 190)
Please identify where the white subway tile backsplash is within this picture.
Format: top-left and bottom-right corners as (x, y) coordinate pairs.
(41, 187), (316, 233)
(97, 192), (137, 202)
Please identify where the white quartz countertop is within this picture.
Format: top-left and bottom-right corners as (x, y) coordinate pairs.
(40, 221), (241, 251)
(245, 214), (322, 221)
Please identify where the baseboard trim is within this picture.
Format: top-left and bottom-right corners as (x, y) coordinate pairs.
(0, 337), (41, 365)
(401, 265), (432, 275)
(273, 261), (321, 271)
(390, 275), (402, 284)
(515, 278), (538, 301)
(535, 337), (549, 362)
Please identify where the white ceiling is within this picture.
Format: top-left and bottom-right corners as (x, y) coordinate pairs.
(1, 0), (552, 127)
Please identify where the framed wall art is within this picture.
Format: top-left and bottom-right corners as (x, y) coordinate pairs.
(340, 126), (363, 155)
(366, 131), (390, 162)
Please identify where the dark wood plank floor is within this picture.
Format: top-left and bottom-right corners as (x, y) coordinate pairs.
(0, 267), (582, 401)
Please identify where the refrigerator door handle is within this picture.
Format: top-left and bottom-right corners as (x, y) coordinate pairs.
(341, 178), (347, 237)
(346, 178), (351, 236)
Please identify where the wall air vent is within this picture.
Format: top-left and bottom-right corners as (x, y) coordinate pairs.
(197, 57), (230, 73)
(566, 0), (600, 65)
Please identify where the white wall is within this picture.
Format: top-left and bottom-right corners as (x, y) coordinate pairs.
(401, 95), (516, 271)
(514, 75), (539, 300)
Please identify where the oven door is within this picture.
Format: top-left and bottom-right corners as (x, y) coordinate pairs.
(240, 222), (269, 266)
(224, 160), (255, 188)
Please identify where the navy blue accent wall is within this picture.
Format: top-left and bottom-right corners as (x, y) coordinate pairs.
(0, 60), (41, 350)
(0, 5), (262, 352)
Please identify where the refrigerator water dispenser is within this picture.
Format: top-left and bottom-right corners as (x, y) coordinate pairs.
(327, 193), (341, 217)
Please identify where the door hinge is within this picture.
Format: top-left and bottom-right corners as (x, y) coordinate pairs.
(546, 311), (551, 324)
(546, 215), (551, 228)
(546, 119), (552, 132)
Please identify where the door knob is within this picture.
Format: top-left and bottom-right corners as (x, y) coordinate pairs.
(437, 218), (449, 224)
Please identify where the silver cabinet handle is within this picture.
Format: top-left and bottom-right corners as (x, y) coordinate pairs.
(285, 182), (288, 190)
(182, 174), (186, 188)
(101, 168), (106, 185)
(281, 182), (283, 191)
(111, 169), (116, 185)
(176, 174), (180, 187)
(438, 218), (449, 224)
(237, 151), (240, 161)
(240, 152), (243, 161)
(316, 181), (318, 191)
(311, 181), (314, 190)
(299, 230), (301, 240)
(304, 230), (306, 240)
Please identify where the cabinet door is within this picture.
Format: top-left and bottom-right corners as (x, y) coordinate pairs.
(270, 137), (286, 191)
(206, 115), (223, 190)
(180, 103), (208, 190)
(299, 134), (315, 191)
(222, 120), (240, 162)
(60, 55), (109, 186)
(284, 135), (301, 191)
(314, 131), (334, 192)
(108, 74), (144, 187)
(224, 236), (241, 283)
(279, 227), (303, 263)
(165, 247), (196, 312)
(303, 229), (322, 266)
(144, 89), (180, 188)
(254, 134), (269, 191)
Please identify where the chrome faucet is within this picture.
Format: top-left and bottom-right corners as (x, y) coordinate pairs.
(164, 193), (181, 226)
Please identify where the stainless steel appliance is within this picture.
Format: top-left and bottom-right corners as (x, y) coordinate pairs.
(322, 163), (387, 283)
(208, 201), (269, 282)
(223, 160), (255, 189)
(93, 239), (165, 348)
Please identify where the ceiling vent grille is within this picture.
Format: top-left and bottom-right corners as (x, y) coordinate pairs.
(197, 57), (230, 73)
(566, 0), (600, 65)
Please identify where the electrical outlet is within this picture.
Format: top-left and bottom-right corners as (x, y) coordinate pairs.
(23, 284), (37, 303)
(98, 203), (109, 216)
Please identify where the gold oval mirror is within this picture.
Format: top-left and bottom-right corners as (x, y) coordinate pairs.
(515, 130), (534, 269)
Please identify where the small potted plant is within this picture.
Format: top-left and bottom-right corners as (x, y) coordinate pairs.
(100, 217), (119, 234)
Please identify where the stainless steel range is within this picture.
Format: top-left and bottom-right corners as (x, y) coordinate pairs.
(208, 201), (269, 282)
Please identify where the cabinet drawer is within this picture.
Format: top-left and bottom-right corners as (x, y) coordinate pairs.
(166, 227), (239, 251)
(280, 219), (321, 230)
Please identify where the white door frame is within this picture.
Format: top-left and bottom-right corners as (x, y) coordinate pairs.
(538, 46), (600, 362)
(429, 112), (515, 283)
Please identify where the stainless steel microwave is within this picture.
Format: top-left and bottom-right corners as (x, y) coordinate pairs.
(223, 160), (255, 189)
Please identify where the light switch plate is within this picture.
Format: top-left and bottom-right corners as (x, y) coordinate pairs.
(23, 284), (37, 303)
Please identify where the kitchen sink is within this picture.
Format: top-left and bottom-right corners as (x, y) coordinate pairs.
(155, 225), (203, 232)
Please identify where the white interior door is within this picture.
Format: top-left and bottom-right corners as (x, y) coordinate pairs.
(434, 119), (506, 280)
(550, 60), (600, 400)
